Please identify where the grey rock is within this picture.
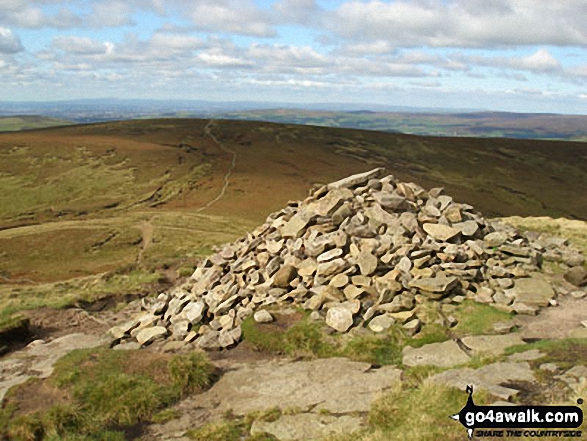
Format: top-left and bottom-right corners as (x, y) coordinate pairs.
(183, 300), (207, 324)
(493, 321), (516, 334)
(254, 310), (274, 323)
(452, 220), (479, 237)
(431, 362), (536, 400)
(325, 306), (354, 332)
(251, 414), (362, 441)
(461, 334), (524, 356)
(327, 167), (386, 189)
(422, 223), (460, 241)
(368, 314), (395, 332)
(357, 251), (378, 276)
(506, 274), (555, 307)
(317, 258), (347, 277)
(136, 326), (168, 345)
(410, 276), (458, 295)
(403, 340), (471, 367)
(403, 318), (421, 336)
(273, 264), (298, 288)
(484, 231), (508, 247)
(196, 330), (222, 350)
(564, 266), (587, 287)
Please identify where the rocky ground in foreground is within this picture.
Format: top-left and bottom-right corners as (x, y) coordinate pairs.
(1, 168), (587, 441)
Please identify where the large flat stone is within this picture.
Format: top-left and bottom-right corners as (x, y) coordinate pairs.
(409, 276), (458, 294)
(403, 340), (470, 367)
(430, 362), (535, 400)
(192, 358), (402, 416)
(461, 334), (525, 356)
(251, 413), (362, 441)
(505, 274), (555, 307)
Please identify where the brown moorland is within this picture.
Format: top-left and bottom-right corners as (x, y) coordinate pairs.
(0, 118), (585, 330)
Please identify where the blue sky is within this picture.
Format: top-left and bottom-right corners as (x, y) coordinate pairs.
(1, 0), (586, 113)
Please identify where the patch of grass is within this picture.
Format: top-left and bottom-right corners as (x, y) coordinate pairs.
(0, 349), (214, 439)
(242, 314), (409, 365)
(342, 332), (404, 365)
(241, 314), (336, 358)
(169, 352), (215, 397)
(185, 410), (280, 441)
(405, 322), (450, 348)
(504, 338), (587, 370)
(452, 300), (515, 337)
(332, 379), (494, 441)
(0, 268), (163, 328)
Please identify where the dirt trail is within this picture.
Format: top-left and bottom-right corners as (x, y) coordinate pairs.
(196, 120), (237, 213)
(136, 217), (154, 266)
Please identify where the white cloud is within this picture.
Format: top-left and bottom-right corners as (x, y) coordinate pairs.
(198, 50), (253, 67)
(0, 27), (24, 53)
(184, 0), (275, 37)
(86, 1), (134, 28)
(53, 36), (109, 55)
(462, 49), (562, 74)
(330, 0), (587, 48)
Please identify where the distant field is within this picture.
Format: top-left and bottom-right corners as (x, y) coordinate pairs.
(0, 115), (73, 132)
(219, 109), (587, 141)
(0, 118), (585, 328)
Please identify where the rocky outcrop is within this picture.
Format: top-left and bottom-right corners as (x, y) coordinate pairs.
(109, 168), (584, 349)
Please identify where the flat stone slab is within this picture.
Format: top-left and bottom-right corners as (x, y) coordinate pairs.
(0, 333), (107, 401)
(403, 340), (470, 367)
(192, 357), (402, 416)
(430, 362), (535, 400)
(461, 334), (525, 356)
(505, 274), (555, 307)
(507, 349), (545, 362)
(251, 413), (362, 441)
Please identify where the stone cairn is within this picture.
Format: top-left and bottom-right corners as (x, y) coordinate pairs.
(109, 168), (586, 349)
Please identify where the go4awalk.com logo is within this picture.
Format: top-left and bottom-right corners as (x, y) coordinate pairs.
(451, 386), (584, 439)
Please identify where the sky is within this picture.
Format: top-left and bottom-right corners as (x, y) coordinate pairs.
(1, 0), (587, 114)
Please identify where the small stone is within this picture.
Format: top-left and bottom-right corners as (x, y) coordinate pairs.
(564, 266), (587, 287)
(330, 273), (350, 288)
(410, 276), (458, 295)
(196, 330), (222, 349)
(325, 306), (354, 332)
(273, 265), (297, 288)
(422, 223), (460, 242)
(484, 232), (508, 247)
(309, 311), (322, 321)
(452, 220), (479, 237)
(254, 310), (274, 323)
(183, 301), (207, 324)
(184, 331), (198, 342)
(368, 314), (395, 332)
(389, 310), (416, 324)
(113, 342), (141, 351)
(512, 302), (539, 315)
(317, 258), (347, 277)
(357, 251), (378, 276)
(403, 318), (421, 336)
(219, 330), (235, 348)
(570, 290), (586, 299)
(317, 248), (343, 263)
(136, 326), (167, 345)
(540, 363), (560, 372)
(493, 321), (516, 334)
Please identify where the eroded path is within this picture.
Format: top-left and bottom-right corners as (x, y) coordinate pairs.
(195, 120), (237, 213)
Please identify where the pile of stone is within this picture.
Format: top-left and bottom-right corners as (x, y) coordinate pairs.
(109, 168), (586, 349)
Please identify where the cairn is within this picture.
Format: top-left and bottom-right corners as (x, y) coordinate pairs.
(109, 168), (585, 349)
